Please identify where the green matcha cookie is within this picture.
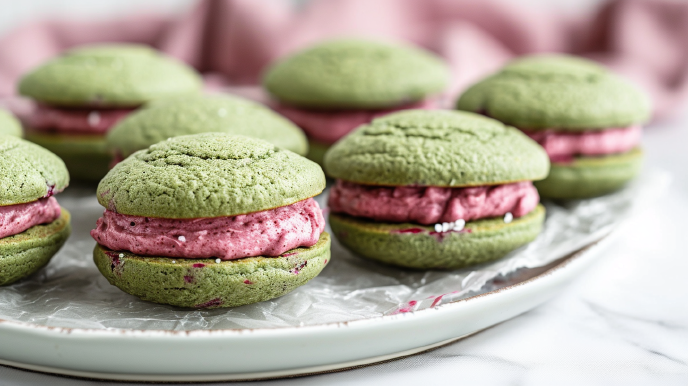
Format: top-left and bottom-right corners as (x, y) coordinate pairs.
(0, 136), (69, 205)
(107, 94), (308, 157)
(263, 39), (450, 109)
(324, 110), (549, 187)
(535, 148), (643, 199)
(330, 206), (544, 270)
(19, 44), (202, 107)
(457, 55), (648, 199)
(0, 210), (71, 286)
(93, 232), (330, 308)
(98, 133), (326, 218)
(24, 132), (109, 183)
(0, 110), (22, 137)
(456, 54), (651, 130)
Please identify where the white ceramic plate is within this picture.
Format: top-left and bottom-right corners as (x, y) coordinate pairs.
(0, 236), (609, 382)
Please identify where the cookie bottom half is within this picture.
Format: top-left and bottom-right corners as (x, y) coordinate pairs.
(93, 232), (331, 308)
(535, 148), (643, 199)
(329, 205), (545, 270)
(0, 209), (71, 286)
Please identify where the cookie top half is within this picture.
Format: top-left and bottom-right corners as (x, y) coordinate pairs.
(98, 133), (325, 219)
(19, 44), (202, 107)
(0, 110), (22, 137)
(456, 55), (651, 130)
(107, 94), (308, 157)
(0, 136), (69, 205)
(263, 39), (450, 109)
(324, 110), (549, 187)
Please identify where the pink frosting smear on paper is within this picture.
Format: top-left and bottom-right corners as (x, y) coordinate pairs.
(90, 198), (325, 260)
(523, 126), (641, 162)
(0, 197), (61, 239)
(26, 105), (135, 134)
(329, 180), (539, 225)
(272, 99), (437, 145)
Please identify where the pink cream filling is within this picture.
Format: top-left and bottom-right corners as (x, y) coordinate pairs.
(272, 99), (437, 145)
(0, 197), (61, 239)
(328, 180), (539, 225)
(523, 126), (641, 163)
(26, 105), (135, 134)
(90, 198), (325, 260)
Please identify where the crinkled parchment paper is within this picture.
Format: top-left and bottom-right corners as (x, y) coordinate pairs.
(0, 169), (669, 330)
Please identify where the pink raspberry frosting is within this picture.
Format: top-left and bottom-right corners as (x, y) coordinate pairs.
(27, 105), (134, 134)
(328, 180), (539, 225)
(272, 99), (437, 145)
(90, 198), (325, 260)
(0, 197), (62, 239)
(523, 126), (641, 162)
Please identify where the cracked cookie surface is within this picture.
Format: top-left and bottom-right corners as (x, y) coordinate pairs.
(97, 133), (326, 218)
(324, 110), (549, 187)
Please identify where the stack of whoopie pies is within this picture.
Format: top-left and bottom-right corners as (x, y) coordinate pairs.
(3, 38), (652, 310)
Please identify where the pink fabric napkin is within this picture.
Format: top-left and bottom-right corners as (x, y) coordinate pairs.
(1, 0), (687, 118)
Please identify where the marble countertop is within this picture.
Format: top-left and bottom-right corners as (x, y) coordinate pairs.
(2, 109), (687, 386)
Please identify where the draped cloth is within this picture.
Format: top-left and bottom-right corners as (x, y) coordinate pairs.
(1, 0), (686, 118)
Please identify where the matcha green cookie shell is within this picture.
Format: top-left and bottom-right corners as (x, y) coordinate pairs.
(0, 110), (22, 137)
(456, 55), (651, 130)
(324, 110), (549, 187)
(107, 94), (308, 157)
(263, 39), (450, 109)
(98, 133), (326, 218)
(0, 209), (71, 286)
(535, 148), (643, 199)
(330, 205), (544, 270)
(25, 132), (109, 182)
(0, 136), (69, 205)
(93, 232), (330, 308)
(19, 44), (202, 107)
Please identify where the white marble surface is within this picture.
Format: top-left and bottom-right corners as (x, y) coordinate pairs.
(1, 113), (686, 386)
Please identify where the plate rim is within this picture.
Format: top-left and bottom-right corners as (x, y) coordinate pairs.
(0, 333), (477, 382)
